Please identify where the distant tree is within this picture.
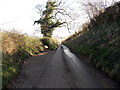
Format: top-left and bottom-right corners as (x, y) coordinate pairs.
(34, 0), (66, 37)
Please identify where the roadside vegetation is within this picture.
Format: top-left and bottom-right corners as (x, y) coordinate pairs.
(1, 30), (58, 88)
(2, 0), (63, 88)
(63, 2), (120, 83)
(40, 37), (58, 50)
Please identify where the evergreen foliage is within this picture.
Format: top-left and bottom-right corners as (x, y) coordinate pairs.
(34, 0), (64, 37)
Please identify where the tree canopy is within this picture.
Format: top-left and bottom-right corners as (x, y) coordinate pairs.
(34, 0), (65, 37)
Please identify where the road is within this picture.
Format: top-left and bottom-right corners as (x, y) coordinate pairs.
(13, 45), (117, 88)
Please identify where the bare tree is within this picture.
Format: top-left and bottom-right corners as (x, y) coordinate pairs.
(80, 0), (118, 20)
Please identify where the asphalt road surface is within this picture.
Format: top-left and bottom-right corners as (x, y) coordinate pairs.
(13, 45), (117, 88)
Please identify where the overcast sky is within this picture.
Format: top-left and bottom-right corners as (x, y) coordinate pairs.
(0, 0), (83, 38)
(0, 0), (119, 38)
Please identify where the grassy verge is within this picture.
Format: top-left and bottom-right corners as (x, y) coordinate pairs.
(65, 42), (120, 83)
(1, 30), (59, 88)
(64, 22), (120, 83)
(63, 2), (120, 83)
(1, 30), (45, 88)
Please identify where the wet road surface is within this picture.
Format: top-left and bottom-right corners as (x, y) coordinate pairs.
(13, 45), (117, 88)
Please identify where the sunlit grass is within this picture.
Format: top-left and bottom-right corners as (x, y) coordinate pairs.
(1, 30), (45, 88)
(1, 29), (59, 88)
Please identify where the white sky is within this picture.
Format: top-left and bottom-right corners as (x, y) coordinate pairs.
(0, 0), (46, 36)
(0, 0), (119, 39)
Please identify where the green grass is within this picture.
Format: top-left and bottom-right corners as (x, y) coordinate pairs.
(1, 30), (59, 88)
(63, 2), (120, 82)
(1, 31), (44, 88)
(65, 43), (120, 80)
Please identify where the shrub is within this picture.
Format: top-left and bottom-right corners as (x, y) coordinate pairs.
(1, 30), (44, 88)
(40, 37), (58, 50)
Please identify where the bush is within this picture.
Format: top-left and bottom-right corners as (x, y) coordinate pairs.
(1, 30), (45, 88)
(40, 37), (58, 50)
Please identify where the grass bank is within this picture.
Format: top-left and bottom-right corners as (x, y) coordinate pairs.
(1, 30), (58, 88)
(63, 2), (120, 83)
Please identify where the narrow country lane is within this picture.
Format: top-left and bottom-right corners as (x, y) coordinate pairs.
(36, 45), (70, 88)
(13, 45), (117, 88)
